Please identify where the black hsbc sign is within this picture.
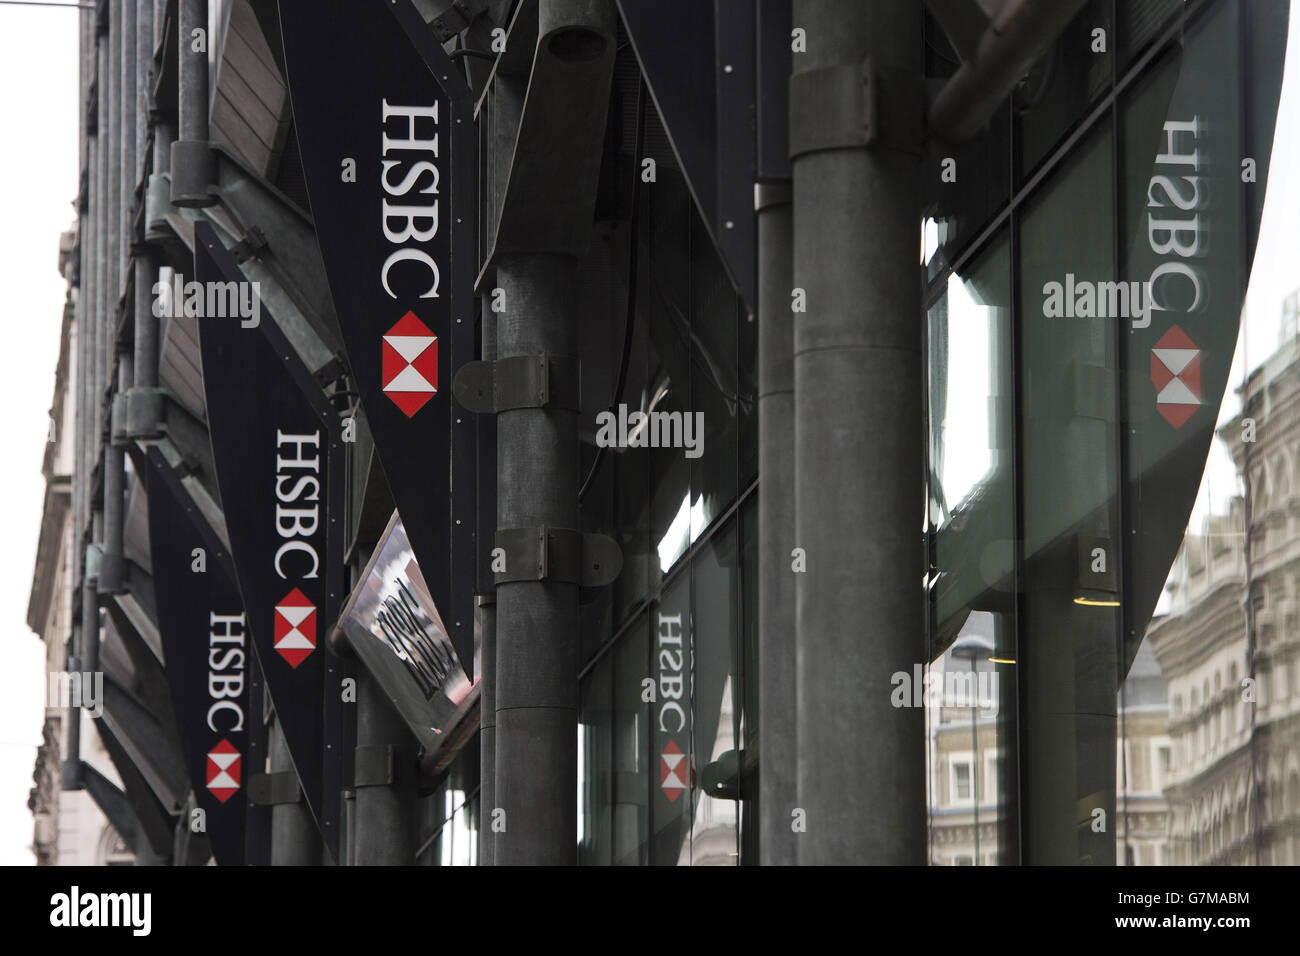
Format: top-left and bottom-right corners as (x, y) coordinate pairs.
(143, 448), (252, 866)
(194, 222), (345, 860)
(279, 0), (477, 674)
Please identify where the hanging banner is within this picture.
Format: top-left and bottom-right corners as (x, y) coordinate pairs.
(333, 511), (479, 774)
(193, 221), (346, 860)
(278, 0), (478, 675)
(143, 447), (251, 866)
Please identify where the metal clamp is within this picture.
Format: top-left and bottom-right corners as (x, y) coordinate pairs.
(430, 0), (488, 42)
(248, 771), (302, 807)
(452, 353), (580, 414)
(789, 59), (923, 159)
(494, 526), (622, 587)
(353, 745), (394, 789)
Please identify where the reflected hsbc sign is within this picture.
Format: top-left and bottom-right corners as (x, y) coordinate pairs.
(656, 612), (689, 802)
(1144, 117), (1206, 429)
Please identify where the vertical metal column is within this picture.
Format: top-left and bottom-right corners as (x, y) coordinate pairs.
(494, 255), (580, 865)
(171, 0), (215, 207)
(136, 0), (152, 180)
(352, 670), (417, 864)
(103, 0), (138, 596)
(790, 0), (925, 864)
(65, 8), (96, 790)
(756, 181), (796, 865)
(478, 299), (497, 866)
(268, 714), (320, 865)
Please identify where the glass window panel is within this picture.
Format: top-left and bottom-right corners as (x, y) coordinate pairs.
(1017, 0), (1114, 180)
(925, 232), (1017, 866)
(650, 575), (692, 864)
(1120, 0), (1184, 68)
(690, 518), (740, 864)
(1018, 123), (1120, 865)
(739, 496), (759, 864)
(647, 169), (694, 581)
(613, 614), (651, 865)
(922, 12), (1012, 283)
(689, 212), (739, 541)
(579, 650), (613, 865)
(1121, 0), (1295, 867)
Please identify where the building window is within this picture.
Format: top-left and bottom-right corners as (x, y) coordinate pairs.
(951, 757), (973, 804)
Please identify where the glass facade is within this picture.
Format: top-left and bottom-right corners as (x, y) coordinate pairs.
(924, 0), (1295, 864)
(418, 0), (1294, 866)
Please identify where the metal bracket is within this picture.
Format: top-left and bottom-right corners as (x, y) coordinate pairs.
(430, 0), (488, 42)
(452, 353), (580, 414)
(247, 771), (302, 807)
(123, 387), (166, 440)
(789, 59), (923, 159)
(352, 745), (395, 789)
(110, 392), (130, 448)
(494, 526), (622, 587)
(230, 225), (268, 264)
(312, 354), (350, 391)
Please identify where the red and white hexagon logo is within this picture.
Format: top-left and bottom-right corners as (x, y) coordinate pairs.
(1151, 324), (1202, 429)
(206, 738), (241, 803)
(660, 740), (688, 803)
(273, 587), (316, 668)
(381, 310), (438, 418)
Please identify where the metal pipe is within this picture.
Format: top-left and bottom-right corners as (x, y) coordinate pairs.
(177, 0), (206, 144)
(352, 669), (417, 864)
(929, 0), (1089, 143)
(133, 253), (158, 388)
(136, 0), (152, 184)
(493, 254), (580, 865)
(120, 0), (135, 281)
(791, 0), (925, 864)
(65, 11), (95, 792)
(756, 181), (796, 866)
(269, 714), (321, 865)
(478, 299), (497, 866)
(171, 0), (215, 206)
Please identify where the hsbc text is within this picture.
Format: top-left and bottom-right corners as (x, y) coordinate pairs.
(275, 430), (322, 580)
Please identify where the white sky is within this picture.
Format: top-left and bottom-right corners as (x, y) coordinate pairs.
(0, 1), (78, 866)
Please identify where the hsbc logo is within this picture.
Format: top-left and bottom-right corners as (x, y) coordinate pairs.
(271, 431), (322, 667)
(274, 587), (317, 668)
(655, 612), (690, 802)
(378, 100), (445, 420)
(206, 612), (246, 803)
(660, 739), (688, 803)
(206, 738), (242, 803)
(382, 311), (438, 416)
(1151, 325), (1202, 428)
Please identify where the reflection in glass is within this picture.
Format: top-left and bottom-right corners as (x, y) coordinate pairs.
(926, 234), (1017, 865)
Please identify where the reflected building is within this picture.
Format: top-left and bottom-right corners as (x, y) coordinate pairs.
(1116, 641), (1171, 866)
(1147, 305), (1300, 865)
